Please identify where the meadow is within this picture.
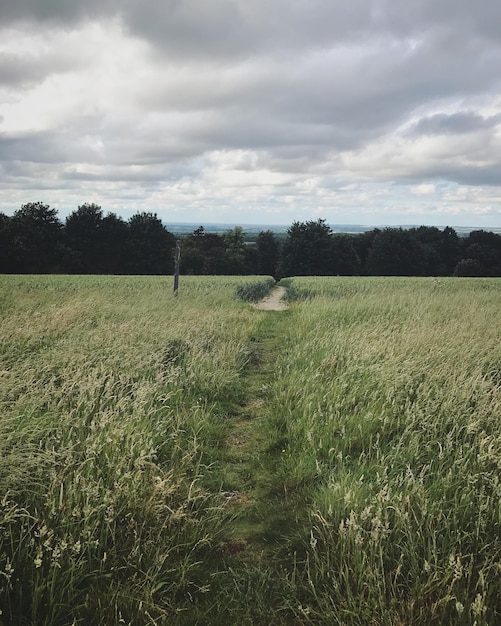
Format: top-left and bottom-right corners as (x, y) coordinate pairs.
(0, 275), (500, 625)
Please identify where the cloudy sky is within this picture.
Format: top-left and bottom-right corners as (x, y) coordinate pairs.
(1, 0), (501, 227)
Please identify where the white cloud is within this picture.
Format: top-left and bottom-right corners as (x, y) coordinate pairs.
(411, 183), (436, 195)
(0, 1), (501, 227)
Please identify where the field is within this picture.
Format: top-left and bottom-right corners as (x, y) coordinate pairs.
(0, 275), (500, 625)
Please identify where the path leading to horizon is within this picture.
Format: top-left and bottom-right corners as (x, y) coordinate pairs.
(252, 286), (288, 311)
(218, 289), (302, 572)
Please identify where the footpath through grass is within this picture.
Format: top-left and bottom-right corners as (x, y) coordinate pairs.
(188, 307), (311, 625)
(1, 275), (500, 625)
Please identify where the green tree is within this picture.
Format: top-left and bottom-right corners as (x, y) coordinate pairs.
(453, 258), (483, 277)
(100, 213), (129, 274)
(367, 228), (426, 276)
(439, 226), (461, 275)
(64, 203), (105, 273)
(352, 229), (381, 275)
(224, 227), (247, 274)
(410, 226), (460, 276)
(278, 219), (334, 277)
(0, 212), (14, 272)
(461, 230), (501, 276)
(257, 230), (280, 277)
(10, 202), (63, 273)
(331, 234), (361, 275)
(181, 227), (227, 275)
(126, 212), (176, 275)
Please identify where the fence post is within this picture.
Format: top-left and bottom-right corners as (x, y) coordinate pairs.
(173, 240), (181, 297)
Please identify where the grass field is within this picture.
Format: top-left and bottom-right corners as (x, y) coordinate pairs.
(0, 275), (500, 625)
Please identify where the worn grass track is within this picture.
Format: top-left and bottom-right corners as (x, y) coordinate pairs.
(188, 307), (312, 626)
(223, 309), (300, 551)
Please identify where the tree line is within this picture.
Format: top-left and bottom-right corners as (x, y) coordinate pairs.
(1, 202), (501, 277)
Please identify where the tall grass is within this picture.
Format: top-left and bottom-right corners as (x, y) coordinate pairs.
(0, 275), (270, 625)
(269, 277), (501, 625)
(235, 277), (276, 302)
(2, 275), (500, 625)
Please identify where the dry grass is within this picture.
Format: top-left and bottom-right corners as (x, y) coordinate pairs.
(1, 275), (500, 625)
(0, 275), (270, 625)
(269, 277), (501, 625)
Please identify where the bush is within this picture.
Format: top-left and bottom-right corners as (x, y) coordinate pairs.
(235, 277), (276, 302)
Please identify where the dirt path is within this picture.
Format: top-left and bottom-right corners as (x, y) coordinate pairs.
(253, 286), (288, 311)
(218, 303), (303, 572)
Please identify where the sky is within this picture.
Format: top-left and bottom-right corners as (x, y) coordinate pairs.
(1, 1), (501, 228)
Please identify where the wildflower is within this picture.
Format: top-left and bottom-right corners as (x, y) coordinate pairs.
(471, 593), (486, 617)
(34, 546), (43, 568)
(309, 530), (317, 549)
(346, 510), (358, 531)
(3, 559), (14, 582)
(105, 505), (115, 524)
(449, 553), (463, 580)
(360, 505), (373, 521)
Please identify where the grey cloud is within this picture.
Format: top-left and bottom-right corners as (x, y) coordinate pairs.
(60, 161), (197, 183)
(0, 50), (81, 88)
(374, 0), (501, 44)
(451, 167), (501, 186)
(0, 128), (106, 165)
(120, 0), (378, 60)
(2, 0), (501, 224)
(134, 17), (501, 160)
(0, 131), (67, 163)
(123, 0), (501, 64)
(2, 0), (501, 61)
(412, 112), (501, 136)
(0, 0), (115, 25)
(405, 163), (501, 187)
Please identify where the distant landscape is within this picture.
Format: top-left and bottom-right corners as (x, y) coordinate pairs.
(2, 202), (501, 277)
(165, 221), (501, 238)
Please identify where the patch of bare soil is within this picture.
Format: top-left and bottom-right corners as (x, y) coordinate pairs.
(226, 430), (249, 448)
(221, 538), (249, 557)
(253, 286), (288, 311)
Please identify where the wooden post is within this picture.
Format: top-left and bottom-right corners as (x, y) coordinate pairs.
(173, 240), (181, 297)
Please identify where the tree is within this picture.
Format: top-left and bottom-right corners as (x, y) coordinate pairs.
(453, 258), (483, 277)
(257, 230), (280, 277)
(126, 212), (176, 275)
(366, 228), (426, 276)
(181, 227), (227, 275)
(223, 227), (247, 274)
(278, 219), (334, 277)
(64, 203), (105, 273)
(460, 230), (501, 276)
(410, 226), (460, 276)
(352, 229), (380, 275)
(439, 226), (461, 275)
(0, 213), (14, 272)
(99, 213), (129, 274)
(10, 202), (63, 273)
(331, 234), (361, 275)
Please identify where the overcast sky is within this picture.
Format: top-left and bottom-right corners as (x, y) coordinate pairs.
(1, 0), (501, 227)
